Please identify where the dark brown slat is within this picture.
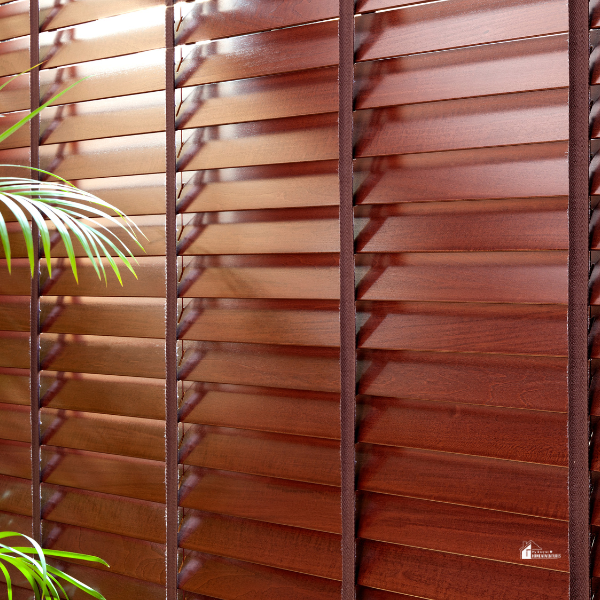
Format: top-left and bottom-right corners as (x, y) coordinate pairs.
(179, 162), (339, 213)
(356, 251), (567, 304)
(358, 350), (567, 412)
(359, 491), (568, 571)
(588, 262), (600, 305)
(41, 409), (165, 461)
(355, 0), (567, 62)
(0, 367), (29, 406)
(179, 468), (340, 534)
(355, 197), (568, 252)
(0, 582), (33, 600)
(179, 552), (340, 600)
(39, 333), (165, 379)
(0, 296), (30, 331)
(354, 142), (568, 205)
(181, 342), (340, 393)
(41, 446), (165, 503)
(358, 396), (567, 466)
(179, 510), (341, 580)
(42, 522), (165, 584)
(358, 444), (568, 520)
(0, 439), (30, 479)
(40, 297), (165, 338)
(587, 420), (600, 472)
(358, 539), (568, 600)
(357, 302), (567, 356)
(181, 384), (339, 439)
(178, 0), (337, 45)
(355, 89), (568, 159)
(0, 510), (31, 535)
(181, 426), (339, 486)
(179, 68), (338, 129)
(42, 483), (165, 543)
(178, 20), (338, 87)
(588, 319), (600, 359)
(180, 113), (338, 172)
(0, 331), (29, 369)
(0, 474), (32, 516)
(357, 589), (425, 600)
(0, 402), (29, 443)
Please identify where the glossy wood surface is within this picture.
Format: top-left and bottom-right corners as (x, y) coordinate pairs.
(0, 367), (29, 406)
(0, 475), (32, 516)
(0, 439), (30, 479)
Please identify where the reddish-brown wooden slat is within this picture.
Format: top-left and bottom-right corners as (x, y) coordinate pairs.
(41, 446), (164, 503)
(0, 367), (28, 406)
(359, 491), (568, 571)
(181, 342), (340, 393)
(41, 409), (164, 461)
(358, 444), (568, 520)
(358, 350), (567, 412)
(0, 582), (33, 600)
(0, 511), (31, 535)
(0, 36), (29, 78)
(355, 198), (568, 252)
(179, 510), (341, 580)
(179, 468), (340, 534)
(354, 0), (567, 62)
(357, 589), (426, 600)
(42, 522), (165, 584)
(356, 251), (567, 304)
(358, 396), (567, 466)
(181, 385), (339, 439)
(179, 552), (340, 600)
(0, 402), (29, 443)
(357, 302), (567, 355)
(355, 89), (567, 159)
(0, 0), (28, 42)
(39, 333), (165, 379)
(181, 426), (339, 486)
(0, 439), (30, 479)
(41, 483), (165, 543)
(0, 296), (30, 331)
(178, 0), (337, 45)
(0, 331), (29, 369)
(358, 540), (568, 600)
(178, 20), (338, 87)
(356, 0), (450, 12)
(0, 474), (32, 516)
(354, 143), (568, 204)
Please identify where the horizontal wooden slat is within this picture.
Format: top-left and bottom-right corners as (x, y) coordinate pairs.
(42, 483), (165, 543)
(179, 467), (340, 534)
(181, 342), (339, 393)
(354, 142), (568, 204)
(39, 333), (164, 378)
(181, 425), (339, 486)
(358, 540), (567, 600)
(0, 474), (32, 516)
(0, 331), (29, 369)
(354, 0), (567, 62)
(179, 552), (340, 600)
(179, 510), (341, 580)
(0, 510), (31, 536)
(0, 36), (28, 79)
(356, 0), (468, 12)
(0, 296), (30, 331)
(181, 383), (339, 440)
(41, 446), (164, 502)
(0, 402), (29, 443)
(0, 0), (28, 42)
(358, 444), (568, 520)
(356, 251), (567, 304)
(42, 522), (165, 584)
(355, 197), (568, 252)
(358, 350), (567, 412)
(0, 439), (30, 479)
(0, 367), (28, 406)
(355, 89), (567, 159)
(41, 408), (164, 461)
(359, 491), (568, 571)
(358, 396), (567, 465)
(357, 302), (567, 355)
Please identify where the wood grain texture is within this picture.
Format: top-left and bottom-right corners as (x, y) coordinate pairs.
(358, 540), (568, 600)
(0, 296), (30, 332)
(40, 408), (164, 461)
(357, 302), (567, 355)
(358, 350), (567, 412)
(0, 402), (29, 443)
(0, 510), (31, 536)
(181, 425), (339, 486)
(354, 0), (567, 62)
(180, 342), (339, 393)
(355, 197), (568, 252)
(356, 251), (568, 304)
(179, 552), (340, 600)
(177, 20), (338, 87)
(41, 483), (165, 543)
(179, 468), (340, 534)
(0, 368), (29, 406)
(357, 396), (567, 466)
(356, 0), (458, 13)
(355, 89), (568, 159)
(42, 521), (165, 584)
(358, 491), (568, 571)
(354, 143), (568, 204)
(179, 510), (341, 580)
(0, 331), (29, 369)
(41, 446), (165, 502)
(358, 444), (568, 519)
(0, 439), (30, 479)
(0, 474), (32, 516)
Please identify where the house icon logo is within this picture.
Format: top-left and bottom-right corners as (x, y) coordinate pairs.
(520, 541), (542, 559)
